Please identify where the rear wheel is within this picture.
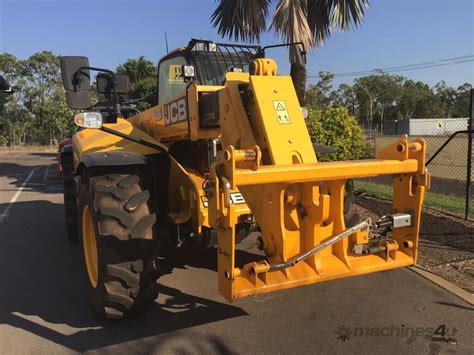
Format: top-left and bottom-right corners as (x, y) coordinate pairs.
(78, 173), (160, 319)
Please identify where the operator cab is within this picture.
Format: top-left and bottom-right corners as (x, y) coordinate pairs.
(155, 40), (264, 174)
(156, 39), (260, 105)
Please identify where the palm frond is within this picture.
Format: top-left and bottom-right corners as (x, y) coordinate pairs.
(271, 0), (313, 62)
(307, 0), (370, 46)
(211, 0), (271, 43)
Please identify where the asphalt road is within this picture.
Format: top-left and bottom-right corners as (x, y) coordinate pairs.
(0, 150), (472, 354)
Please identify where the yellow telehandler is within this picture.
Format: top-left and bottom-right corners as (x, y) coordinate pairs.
(59, 39), (430, 319)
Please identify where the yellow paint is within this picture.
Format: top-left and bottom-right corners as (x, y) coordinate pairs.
(127, 99), (189, 143)
(82, 204), (98, 288)
(207, 58), (430, 301)
(251, 58), (278, 76)
(72, 118), (166, 170)
(168, 158), (250, 231)
(248, 74), (317, 165)
(72, 54), (429, 302)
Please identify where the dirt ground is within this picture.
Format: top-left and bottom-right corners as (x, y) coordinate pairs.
(0, 146), (56, 151)
(353, 195), (474, 293)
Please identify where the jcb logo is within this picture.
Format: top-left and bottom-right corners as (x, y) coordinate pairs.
(164, 98), (187, 126)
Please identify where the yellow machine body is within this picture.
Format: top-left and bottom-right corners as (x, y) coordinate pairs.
(73, 56), (430, 302)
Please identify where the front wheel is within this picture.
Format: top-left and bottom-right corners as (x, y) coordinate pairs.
(78, 173), (160, 319)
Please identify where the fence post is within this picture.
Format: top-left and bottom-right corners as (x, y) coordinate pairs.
(465, 89), (473, 219)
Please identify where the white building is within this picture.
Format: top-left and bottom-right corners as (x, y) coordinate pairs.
(409, 118), (468, 136)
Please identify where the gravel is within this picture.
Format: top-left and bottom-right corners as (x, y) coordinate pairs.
(353, 195), (474, 292)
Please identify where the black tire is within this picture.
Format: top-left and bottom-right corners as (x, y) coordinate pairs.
(62, 157), (79, 244)
(78, 173), (160, 319)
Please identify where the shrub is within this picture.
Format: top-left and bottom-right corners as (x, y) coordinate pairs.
(306, 107), (369, 161)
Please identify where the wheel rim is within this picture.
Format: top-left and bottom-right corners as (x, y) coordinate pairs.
(82, 205), (99, 288)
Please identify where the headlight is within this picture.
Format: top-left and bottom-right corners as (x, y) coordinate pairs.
(74, 112), (103, 129)
(194, 42), (206, 51)
(182, 65), (195, 79)
(208, 42), (217, 52)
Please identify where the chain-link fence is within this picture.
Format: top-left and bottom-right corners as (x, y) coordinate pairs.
(354, 92), (473, 220)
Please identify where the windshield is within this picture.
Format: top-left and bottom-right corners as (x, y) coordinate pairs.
(158, 54), (189, 104)
(157, 42), (260, 104)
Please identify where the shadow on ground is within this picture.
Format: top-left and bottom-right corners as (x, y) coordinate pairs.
(164, 233), (265, 273)
(0, 156), (64, 196)
(0, 200), (247, 352)
(0, 162), (58, 193)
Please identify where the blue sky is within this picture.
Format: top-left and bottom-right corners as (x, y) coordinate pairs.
(0, 0), (473, 88)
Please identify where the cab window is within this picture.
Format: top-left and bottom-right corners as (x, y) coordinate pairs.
(158, 53), (189, 104)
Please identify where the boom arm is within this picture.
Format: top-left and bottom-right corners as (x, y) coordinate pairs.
(206, 59), (430, 301)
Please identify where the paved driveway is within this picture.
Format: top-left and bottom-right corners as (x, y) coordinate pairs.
(0, 150), (472, 354)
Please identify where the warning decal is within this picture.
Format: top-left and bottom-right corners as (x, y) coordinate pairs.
(201, 193), (246, 208)
(169, 64), (184, 83)
(273, 100), (291, 124)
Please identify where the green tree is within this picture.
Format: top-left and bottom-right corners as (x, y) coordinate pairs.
(116, 56), (156, 109)
(306, 107), (369, 161)
(452, 83), (472, 118)
(0, 53), (21, 146)
(354, 75), (379, 130)
(0, 53), (18, 77)
(211, 0), (370, 105)
(434, 80), (457, 118)
(353, 71), (403, 132)
(374, 71), (403, 131)
(332, 83), (356, 115)
(306, 71), (334, 111)
(397, 79), (436, 119)
(2, 96), (33, 147)
(0, 51), (75, 146)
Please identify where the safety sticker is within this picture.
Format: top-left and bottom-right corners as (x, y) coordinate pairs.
(201, 193), (246, 208)
(273, 100), (291, 124)
(169, 64), (184, 83)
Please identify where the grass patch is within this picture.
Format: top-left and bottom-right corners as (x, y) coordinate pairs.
(353, 180), (473, 218)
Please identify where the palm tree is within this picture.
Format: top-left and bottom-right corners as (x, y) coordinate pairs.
(211, 0), (370, 106)
(116, 56), (155, 90)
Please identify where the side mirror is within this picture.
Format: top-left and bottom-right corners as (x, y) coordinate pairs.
(60, 56), (90, 91)
(96, 73), (130, 95)
(60, 56), (92, 109)
(65, 90), (92, 110)
(0, 75), (12, 94)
